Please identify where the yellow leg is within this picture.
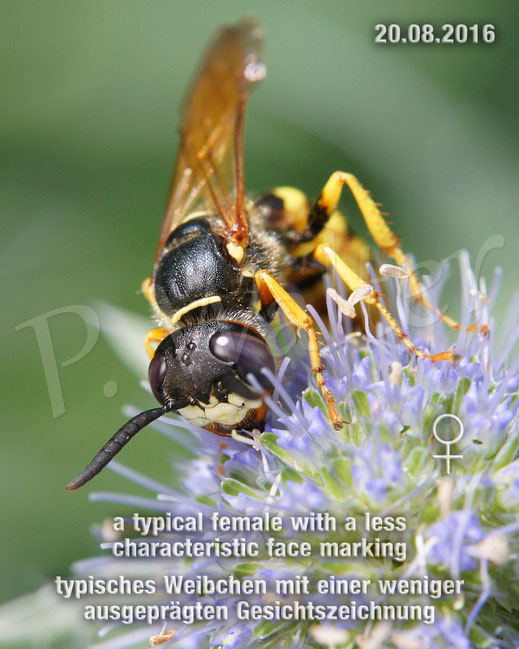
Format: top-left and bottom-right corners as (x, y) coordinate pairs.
(255, 270), (343, 430)
(141, 276), (155, 307)
(317, 171), (483, 333)
(314, 244), (454, 362)
(144, 328), (169, 359)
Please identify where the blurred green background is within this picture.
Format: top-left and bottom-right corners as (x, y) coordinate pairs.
(1, 0), (518, 635)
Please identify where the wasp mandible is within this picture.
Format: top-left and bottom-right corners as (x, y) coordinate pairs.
(67, 18), (463, 491)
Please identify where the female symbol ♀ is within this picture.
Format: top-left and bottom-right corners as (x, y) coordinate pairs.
(432, 414), (464, 474)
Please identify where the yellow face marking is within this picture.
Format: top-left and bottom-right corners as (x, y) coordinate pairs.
(227, 393), (247, 407)
(170, 296), (222, 325)
(178, 394), (263, 428)
(206, 398), (262, 426)
(226, 242), (245, 264)
(177, 404), (209, 427)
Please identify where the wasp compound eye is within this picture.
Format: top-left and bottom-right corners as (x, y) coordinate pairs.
(148, 351), (167, 404)
(209, 329), (275, 390)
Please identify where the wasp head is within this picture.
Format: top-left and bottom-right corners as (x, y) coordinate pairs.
(149, 320), (275, 433)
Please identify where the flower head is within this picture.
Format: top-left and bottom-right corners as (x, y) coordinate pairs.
(75, 251), (519, 649)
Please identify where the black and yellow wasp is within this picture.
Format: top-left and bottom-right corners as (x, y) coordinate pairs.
(67, 18), (461, 491)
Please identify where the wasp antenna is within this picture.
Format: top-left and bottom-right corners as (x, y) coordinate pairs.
(66, 406), (168, 491)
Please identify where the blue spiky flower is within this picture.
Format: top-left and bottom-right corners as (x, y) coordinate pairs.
(67, 251), (519, 649)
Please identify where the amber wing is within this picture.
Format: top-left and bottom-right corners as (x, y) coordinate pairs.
(154, 18), (265, 268)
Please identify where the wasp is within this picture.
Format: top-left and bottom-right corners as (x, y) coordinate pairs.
(67, 18), (465, 491)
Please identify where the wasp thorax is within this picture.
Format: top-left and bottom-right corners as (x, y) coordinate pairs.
(154, 218), (245, 317)
(148, 320), (274, 433)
